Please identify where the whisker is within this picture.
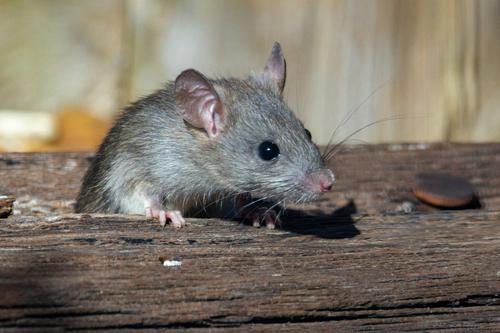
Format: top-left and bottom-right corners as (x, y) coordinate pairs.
(323, 79), (392, 155)
(324, 113), (425, 161)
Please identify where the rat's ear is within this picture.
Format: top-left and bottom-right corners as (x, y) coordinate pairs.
(263, 41), (286, 94)
(175, 69), (225, 138)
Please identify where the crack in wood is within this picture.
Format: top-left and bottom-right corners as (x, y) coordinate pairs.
(312, 294), (500, 313)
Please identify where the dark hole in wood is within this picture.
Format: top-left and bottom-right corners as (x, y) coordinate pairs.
(0, 158), (20, 166)
(120, 237), (154, 245)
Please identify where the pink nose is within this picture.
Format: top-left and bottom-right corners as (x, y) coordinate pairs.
(320, 180), (333, 192)
(308, 169), (334, 193)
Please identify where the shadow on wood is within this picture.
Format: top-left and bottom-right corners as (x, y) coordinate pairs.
(280, 200), (360, 239)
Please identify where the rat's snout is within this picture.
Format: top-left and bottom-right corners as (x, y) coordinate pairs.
(320, 179), (333, 192)
(306, 168), (335, 193)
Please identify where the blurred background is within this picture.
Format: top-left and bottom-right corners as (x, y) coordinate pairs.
(0, 0), (499, 152)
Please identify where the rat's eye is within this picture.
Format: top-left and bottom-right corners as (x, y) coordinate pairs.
(258, 141), (280, 161)
(305, 129), (312, 140)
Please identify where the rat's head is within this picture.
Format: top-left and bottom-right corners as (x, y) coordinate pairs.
(174, 42), (334, 204)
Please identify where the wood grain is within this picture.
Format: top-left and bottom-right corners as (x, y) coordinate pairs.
(0, 211), (499, 332)
(1, 143), (499, 215)
(0, 144), (499, 332)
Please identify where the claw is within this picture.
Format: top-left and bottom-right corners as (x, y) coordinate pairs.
(158, 210), (167, 227)
(166, 210), (185, 228)
(245, 207), (280, 229)
(145, 207), (186, 228)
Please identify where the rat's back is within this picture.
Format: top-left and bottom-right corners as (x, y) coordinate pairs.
(75, 84), (186, 214)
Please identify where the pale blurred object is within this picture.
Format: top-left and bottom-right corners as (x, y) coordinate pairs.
(0, 108), (109, 152)
(0, 110), (56, 152)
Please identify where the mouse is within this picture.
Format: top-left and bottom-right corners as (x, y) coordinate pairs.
(75, 42), (335, 229)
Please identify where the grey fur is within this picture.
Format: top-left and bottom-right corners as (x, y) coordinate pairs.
(75, 52), (332, 216)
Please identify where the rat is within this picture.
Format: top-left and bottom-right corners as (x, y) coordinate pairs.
(75, 42), (334, 229)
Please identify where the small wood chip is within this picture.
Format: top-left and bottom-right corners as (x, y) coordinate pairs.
(0, 195), (16, 218)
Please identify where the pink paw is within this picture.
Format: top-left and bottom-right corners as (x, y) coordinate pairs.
(243, 207), (281, 230)
(145, 207), (186, 228)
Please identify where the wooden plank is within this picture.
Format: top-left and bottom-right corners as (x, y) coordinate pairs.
(0, 211), (499, 332)
(0, 144), (499, 331)
(1, 143), (499, 215)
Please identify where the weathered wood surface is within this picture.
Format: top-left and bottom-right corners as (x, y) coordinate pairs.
(0, 144), (499, 332)
(1, 143), (499, 216)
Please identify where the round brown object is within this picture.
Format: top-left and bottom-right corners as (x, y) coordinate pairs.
(413, 172), (476, 208)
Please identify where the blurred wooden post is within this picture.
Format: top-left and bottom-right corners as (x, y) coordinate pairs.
(443, 0), (480, 141)
(0, 0), (499, 149)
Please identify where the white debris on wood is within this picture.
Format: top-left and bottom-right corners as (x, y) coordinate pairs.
(63, 159), (78, 171)
(388, 143), (429, 151)
(11, 196), (76, 216)
(407, 143), (429, 151)
(396, 201), (416, 214)
(388, 144), (403, 151)
(162, 260), (182, 268)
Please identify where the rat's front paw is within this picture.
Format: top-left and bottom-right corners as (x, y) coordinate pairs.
(243, 207), (281, 230)
(145, 207), (186, 228)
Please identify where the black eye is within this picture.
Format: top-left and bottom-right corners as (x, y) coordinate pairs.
(305, 129), (312, 140)
(258, 141), (280, 161)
